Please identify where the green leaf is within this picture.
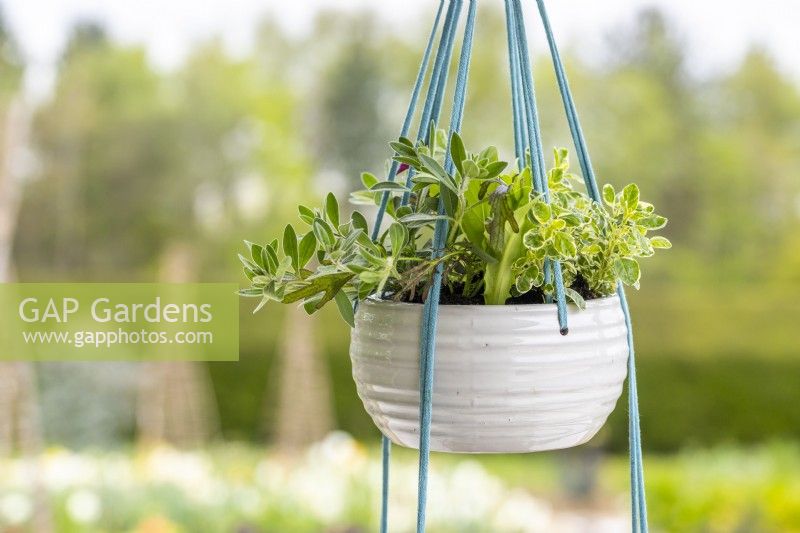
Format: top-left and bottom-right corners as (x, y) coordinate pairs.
(523, 230), (544, 250)
(483, 161), (508, 180)
(638, 201), (655, 214)
(388, 223), (408, 254)
(360, 172), (378, 189)
(312, 218), (334, 249)
(449, 132), (467, 177)
(581, 243), (602, 255)
(553, 147), (568, 167)
(245, 241), (265, 269)
(334, 290), (355, 327)
(370, 181), (409, 192)
(462, 159), (480, 179)
(564, 287), (586, 310)
(298, 232), (317, 267)
(650, 236), (672, 249)
(467, 242), (499, 264)
(440, 188), (457, 218)
(553, 232), (577, 258)
(395, 206), (413, 219)
(272, 256), (291, 280)
(349, 190), (379, 206)
(351, 211), (369, 233)
(358, 271), (385, 284)
(532, 201), (551, 224)
(251, 276), (270, 287)
(253, 295), (270, 314)
(281, 272), (355, 311)
(640, 215), (668, 230)
(325, 193), (340, 227)
(479, 146), (499, 163)
(602, 184), (615, 206)
(390, 141), (417, 158)
(622, 183), (640, 213)
(461, 186), (490, 250)
(393, 156), (420, 169)
(515, 274), (533, 294)
(262, 245), (279, 274)
(237, 288), (263, 297)
(560, 214), (582, 227)
(419, 154), (451, 184)
(411, 173), (440, 187)
(283, 225), (299, 272)
(398, 213), (449, 227)
(355, 231), (381, 255)
(298, 205), (315, 225)
(613, 257), (641, 287)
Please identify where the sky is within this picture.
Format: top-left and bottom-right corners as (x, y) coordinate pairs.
(2, 0), (798, 97)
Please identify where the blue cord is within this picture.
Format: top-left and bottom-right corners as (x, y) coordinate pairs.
(377, 2), (648, 530)
(371, 0), (447, 242)
(509, 0), (569, 334)
(380, 434), (391, 532)
(416, 2), (477, 532)
(533, 0), (649, 528)
(367, 6), (446, 533)
(503, 0), (527, 166)
(534, 0), (601, 202)
(402, 0), (464, 205)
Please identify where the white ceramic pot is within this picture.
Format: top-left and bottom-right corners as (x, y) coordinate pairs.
(349, 295), (629, 453)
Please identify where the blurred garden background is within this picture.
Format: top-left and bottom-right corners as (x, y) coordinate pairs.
(0, 0), (799, 531)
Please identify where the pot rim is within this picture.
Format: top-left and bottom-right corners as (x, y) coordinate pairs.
(362, 292), (620, 313)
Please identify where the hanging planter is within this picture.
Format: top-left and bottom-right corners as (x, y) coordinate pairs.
(351, 295), (628, 453)
(237, 137), (668, 455)
(238, 0), (663, 530)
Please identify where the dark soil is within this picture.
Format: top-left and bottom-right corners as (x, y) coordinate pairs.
(505, 286), (547, 305)
(396, 283), (484, 306)
(385, 274), (599, 305)
(569, 274), (600, 301)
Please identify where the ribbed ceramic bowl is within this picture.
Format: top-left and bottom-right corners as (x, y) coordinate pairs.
(349, 295), (629, 453)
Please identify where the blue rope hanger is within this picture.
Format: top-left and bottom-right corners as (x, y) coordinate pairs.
(531, 1), (648, 529)
(503, 0), (527, 166)
(403, 0), (464, 205)
(371, 0), (447, 242)
(508, 0), (569, 334)
(370, 1), (648, 531)
(416, 4), (477, 531)
(366, 4), (447, 532)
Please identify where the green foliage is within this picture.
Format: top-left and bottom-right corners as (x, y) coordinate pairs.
(513, 150), (670, 304)
(239, 132), (669, 321)
(602, 354), (800, 453)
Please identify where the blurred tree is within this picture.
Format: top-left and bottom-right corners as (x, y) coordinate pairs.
(699, 48), (800, 279)
(0, 7), (25, 280)
(0, 8), (21, 99)
(137, 244), (219, 448)
(590, 9), (701, 246)
(61, 21), (108, 61)
(179, 30), (335, 444)
(457, 5), (516, 153)
(313, 16), (389, 191)
(16, 23), (173, 450)
(271, 305), (334, 450)
(0, 11), (53, 531)
(16, 23), (180, 278)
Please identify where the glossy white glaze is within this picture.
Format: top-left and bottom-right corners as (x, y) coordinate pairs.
(349, 295), (628, 453)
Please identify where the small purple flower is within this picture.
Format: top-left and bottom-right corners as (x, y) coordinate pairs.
(398, 163), (409, 174)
